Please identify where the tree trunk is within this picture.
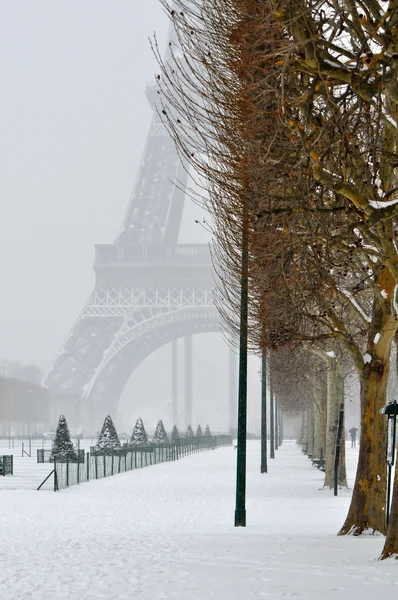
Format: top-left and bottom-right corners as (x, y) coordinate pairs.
(339, 277), (398, 536)
(307, 407), (314, 456)
(312, 391), (326, 460)
(338, 406), (348, 488)
(380, 331), (398, 559)
(339, 361), (388, 535)
(380, 462), (398, 559)
(324, 358), (347, 488)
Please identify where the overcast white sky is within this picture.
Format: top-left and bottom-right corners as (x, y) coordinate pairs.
(0, 0), (208, 363)
(0, 1), (261, 431)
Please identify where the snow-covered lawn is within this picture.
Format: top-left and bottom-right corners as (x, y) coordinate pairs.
(0, 441), (397, 599)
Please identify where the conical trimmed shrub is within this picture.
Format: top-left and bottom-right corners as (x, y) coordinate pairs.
(153, 419), (169, 444)
(196, 424), (203, 438)
(171, 425), (180, 441)
(129, 418), (150, 448)
(185, 424), (194, 439)
(94, 415), (121, 454)
(50, 415), (78, 462)
(204, 424), (211, 437)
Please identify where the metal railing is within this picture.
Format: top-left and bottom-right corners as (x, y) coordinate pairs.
(95, 244), (211, 265)
(53, 436), (232, 491)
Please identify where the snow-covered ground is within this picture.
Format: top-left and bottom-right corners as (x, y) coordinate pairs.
(0, 438), (98, 490)
(0, 440), (397, 599)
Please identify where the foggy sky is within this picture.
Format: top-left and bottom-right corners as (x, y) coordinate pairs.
(0, 1), (262, 431)
(0, 0), (187, 361)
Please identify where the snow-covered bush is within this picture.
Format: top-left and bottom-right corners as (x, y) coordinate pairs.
(153, 420), (169, 444)
(185, 424), (194, 439)
(171, 425), (180, 441)
(129, 418), (150, 448)
(94, 415), (121, 454)
(50, 415), (78, 462)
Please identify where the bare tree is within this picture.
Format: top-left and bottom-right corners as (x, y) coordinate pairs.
(155, 0), (398, 556)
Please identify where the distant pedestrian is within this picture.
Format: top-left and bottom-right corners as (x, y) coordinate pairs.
(349, 427), (358, 448)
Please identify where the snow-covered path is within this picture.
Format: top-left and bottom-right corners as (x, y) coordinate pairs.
(1, 441), (397, 599)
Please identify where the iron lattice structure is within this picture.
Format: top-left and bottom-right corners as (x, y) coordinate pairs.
(44, 17), (219, 418)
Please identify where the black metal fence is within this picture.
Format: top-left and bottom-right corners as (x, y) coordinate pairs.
(0, 434), (232, 491)
(37, 449), (85, 463)
(53, 435), (232, 491)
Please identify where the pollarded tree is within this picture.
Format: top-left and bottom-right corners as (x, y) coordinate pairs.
(153, 420), (169, 444)
(204, 425), (211, 437)
(185, 425), (194, 439)
(129, 417), (150, 448)
(156, 0), (398, 555)
(94, 415), (121, 454)
(196, 425), (203, 438)
(171, 425), (180, 441)
(50, 415), (77, 462)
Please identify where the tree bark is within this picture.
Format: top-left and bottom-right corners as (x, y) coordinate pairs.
(307, 407), (314, 457)
(324, 358), (347, 489)
(339, 361), (388, 535)
(380, 462), (398, 559)
(338, 406), (348, 489)
(339, 282), (397, 536)
(312, 391), (326, 461)
(380, 331), (398, 559)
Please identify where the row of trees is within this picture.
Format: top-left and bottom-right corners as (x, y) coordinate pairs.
(155, 0), (398, 559)
(49, 414), (212, 461)
(127, 418), (211, 448)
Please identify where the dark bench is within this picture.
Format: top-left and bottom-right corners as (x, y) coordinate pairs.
(312, 448), (325, 472)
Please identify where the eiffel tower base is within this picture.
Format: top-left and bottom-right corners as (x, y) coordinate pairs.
(44, 34), (221, 427)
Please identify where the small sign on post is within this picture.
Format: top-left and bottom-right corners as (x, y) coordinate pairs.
(380, 400), (397, 527)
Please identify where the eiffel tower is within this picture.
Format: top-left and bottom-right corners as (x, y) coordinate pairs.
(44, 17), (237, 432)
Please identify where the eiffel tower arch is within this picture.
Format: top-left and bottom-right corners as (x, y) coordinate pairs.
(44, 19), (238, 431)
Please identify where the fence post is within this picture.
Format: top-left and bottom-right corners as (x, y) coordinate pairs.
(95, 454), (98, 479)
(111, 454), (114, 476)
(87, 452), (90, 481)
(103, 455), (106, 478)
(66, 457), (69, 487)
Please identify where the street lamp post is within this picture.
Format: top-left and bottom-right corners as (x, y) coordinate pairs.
(234, 202), (249, 527)
(261, 354), (267, 473)
(380, 400), (397, 526)
(270, 381), (275, 460)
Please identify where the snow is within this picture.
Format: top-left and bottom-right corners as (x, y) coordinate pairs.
(363, 353), (372, 364)
(374, 333), (381, 344)
(337, 287), (371, 323)
(325, 351), (336, 358)
(324, 58), (345, 69)
(369, 198), (398, 209)
(381, 289), (388, 299)
(0, 441), (397, 599)
(385, 113), (398, 129)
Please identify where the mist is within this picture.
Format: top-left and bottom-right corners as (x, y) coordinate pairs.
(0, 0), (262, 435)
